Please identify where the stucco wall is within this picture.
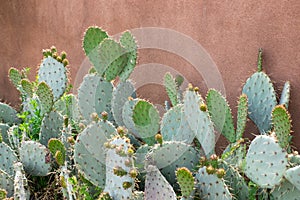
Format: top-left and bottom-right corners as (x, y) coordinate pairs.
(1, 0), (299, 148)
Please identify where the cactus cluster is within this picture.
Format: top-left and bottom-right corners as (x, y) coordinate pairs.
(1, 27), (300, 200)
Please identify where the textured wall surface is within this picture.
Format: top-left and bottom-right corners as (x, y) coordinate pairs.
(0, 0), (299, 148)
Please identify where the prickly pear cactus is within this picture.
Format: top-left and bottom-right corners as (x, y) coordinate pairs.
(236, 94), (248, 140)
(245, 135), (288, 188)
(161, 104), (194, 144)
(83, 26), (108, 58)
(176, 167), (195, 198)
(19, 141), (52, 176)
(39, 110), (64, 146)
(119, 31), (137, 81)
(0, 123), (10, 144)
(122, 98), (139, 136)
(146, 141), (200, 186)
(38, 56), (67, 101)
(21, 79), (33, 98)
(48, 138), (66, 166)
(74, 120), (115, 187)
(36, 81), (54, 116)
(132, 99), (160, 145)
(0, 142), (18, 177)
(54, 94), (81, 122)
(242, 49), (277, 134)
(13, 162), (29, 200)
(272, 105), (292, 148)
(111, 80), (136, 126)
(285, 165), (300, 191)
(144, 165), (176, 200)
(184, 90), (215, 156)
(0, 170), (14, 197)
(8, 67), (22, 88)
(78, 74), (113, 122)
(196, 166), (232, 200)
(104, 135), (136, 199)
(164, 72), (179, 107)
(271, 179), (300, 200)
(206, 89), (235, 143)
(279, 81), (290, 109)
(0, 102), (20, 125)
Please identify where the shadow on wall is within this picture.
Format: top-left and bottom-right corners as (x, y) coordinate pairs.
(0, 0), (299, 148)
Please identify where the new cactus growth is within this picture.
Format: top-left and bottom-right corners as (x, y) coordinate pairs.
(48, 138), (66, 166)
(36, 81), (54, 116)
(176, 167), (195, 198)
(272, 105), (292, 149)
(164, 72), (179, 106)
(236, 94), (248, 140)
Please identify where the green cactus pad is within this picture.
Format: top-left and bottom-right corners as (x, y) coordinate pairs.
(83, 26), (108, 57)
(78, 74), (113, 122)
(111, 80), (136, 126)
(272, 105), (292, 148)
(39, 110), (64, 146)
(242, 71), (277, 134)
(196, 166), (232, 200)
(161, 104), (194, 144)
(0, 123), (10, 144)
(236, 94), (248, 140)
(144, 165), (177, 200)
(36, 82), (54, 116)
(8, 67), (22, 88)
(271, 179), (300, 200)
(285, 165), (300, 191)
(74, 121), (116, 187)
(48, 138), (66, 166)
(279, 81), (290, 109)
(219, 161), (248, 200)
(0, 102), (20, 125)
(0, 170), (14, 197)
(176, 167), (195, 198)
(13, 162), (29, 200)
(19, 141), (52, 176)
(245, 135), (288, 188)
(132, 100), (160, 145)
(206, 89), (235, 143)
(147, 141), (200, 186)
(164, 72), (179, 107)
(119, 31), (137, 81)
(0, 142), (18, 177)
(104, 136), (135, 199)
(38, 56), (67, 101)
(183, 90), (215, 156)
(20, 79), (33, 98)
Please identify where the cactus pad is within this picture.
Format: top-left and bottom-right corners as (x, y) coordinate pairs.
(21, 79), (33, 98)
(144, 165), (176, 200)
(54, 94), (81, 122)
(83, 26), (108, 57)
(279, 81), (290, 109)
(78, 74), (113, 122)
(206, 89), (235, 143)
(242, 71), (277, 134)
(184, 90), (215, 156)
(19, 141), (52, 176)
(39, 110), (63, 146)
(161, 104), (194, 143)
(48, 138), (66, 166)
(119, 31), (137, 81)
(164, 72), (179, 107)
(272, 105), (292, 148)
(0, 142), (18, 177)
(176, 167), (195, 198)
(236, 94), (248, 140)
(111, 80), (136, 126)
(74, 121), (116, 187)
(36, 82), (54, 116)
(245, 135), (288, 188)
(285, 165), (300, 191)
(271, 179), (300, 200)
(38, 56), (67, 101)
(8, 67), (22, 88)
(0, 170), (14, 197)
(0, 102), (20, 125)
(0, 123), (10, 144)
(13, 162), (29, 200)
(196, 166), (232, 200)
(132, 100), (160, 145)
